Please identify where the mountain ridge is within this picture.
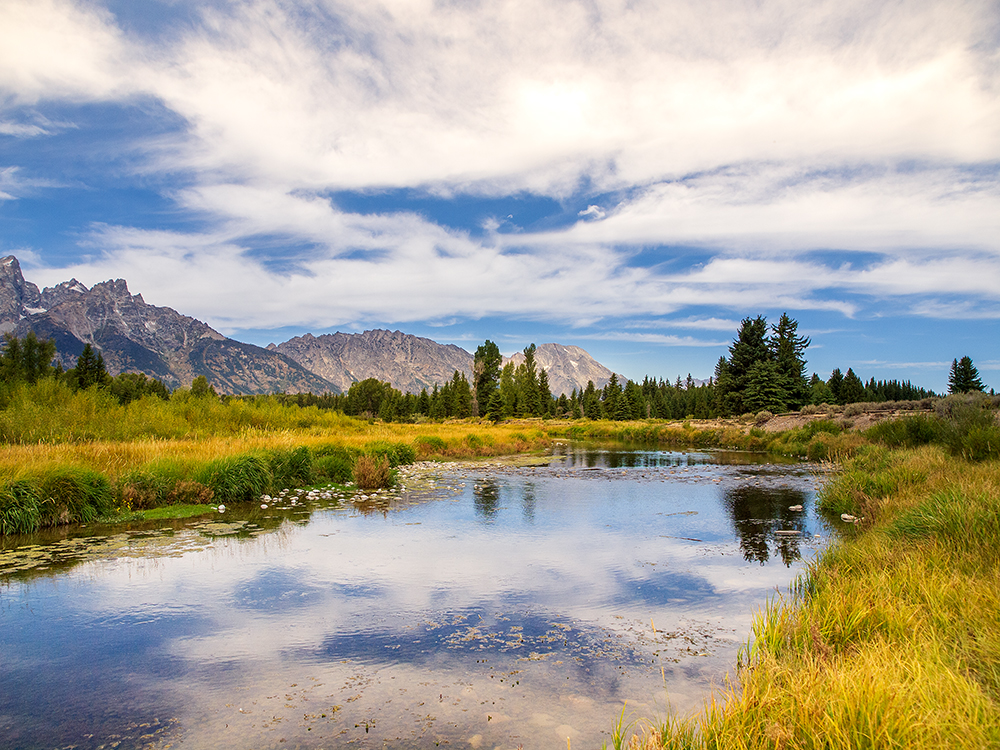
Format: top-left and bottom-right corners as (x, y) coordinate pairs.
(2, 255), (632, 397)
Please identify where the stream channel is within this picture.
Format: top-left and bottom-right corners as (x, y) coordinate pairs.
(0, 444), (833, 750)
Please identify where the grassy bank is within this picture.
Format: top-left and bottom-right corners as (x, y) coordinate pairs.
(0, 419), (553, 536)
(626, 444), (1000, 749)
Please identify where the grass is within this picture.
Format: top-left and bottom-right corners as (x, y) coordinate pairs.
(629, 444), (1000, 750)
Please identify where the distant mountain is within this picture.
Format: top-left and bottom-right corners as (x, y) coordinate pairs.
(0, 256), (336, 395)
(269, 329), (474, 394)
(506, 343), (624, 397)
(2, 255), (638, 398)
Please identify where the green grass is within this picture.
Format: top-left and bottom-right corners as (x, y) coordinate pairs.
(637, 445), (1000, 750)
(135, 503), (217, 521)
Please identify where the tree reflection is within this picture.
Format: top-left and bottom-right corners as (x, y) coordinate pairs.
(722, 485), (809, 566)
(473, 479), (500, 521)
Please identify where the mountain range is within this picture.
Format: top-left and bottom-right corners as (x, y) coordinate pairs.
(1, 255), (623, 396)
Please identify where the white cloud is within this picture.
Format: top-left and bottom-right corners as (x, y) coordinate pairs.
(4, 0), (1000, 330)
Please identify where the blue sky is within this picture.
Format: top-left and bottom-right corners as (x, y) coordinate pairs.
(1, 0), (998, 393)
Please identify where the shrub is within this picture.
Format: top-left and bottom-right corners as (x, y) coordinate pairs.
(118, 470), (166, 510)
(353, 454), (393, 490)
(196, 453), (271, 503)
(38, 468), (115, 525)
(936, 396), (1000, 461)
(754, 410), (774, 425)
(865, 414), (942, 448)
(0, 480), (42, 535)
(314, 452), (354, 484)
(165, 480), (214, 505)
(415, 434), (447, 452)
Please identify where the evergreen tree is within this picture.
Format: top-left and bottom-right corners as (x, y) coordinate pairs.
(827, 368), (844, 404)
(948, 356), (985, 394)
(809, 373), (835, 405)
(582, 380), (601, 419)
(1, 331), (57, 384)
(716, 316), (770, 415)
(840, 368), (866, 404)
(602, 373), (623, 420)
(190, 375), (218, 399)
(472, 340), (502, 417)
(498, 363), (517, 418)
(515, 344), (540, 416)
(450, 371), (473, 418)
(743, 360), (786, 413)
(67, 343), (110, 390)
(769, 313), (810, 410)
(537, 368), (553, 417)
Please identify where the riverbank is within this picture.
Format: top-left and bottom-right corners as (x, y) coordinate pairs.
(3, 393), (996, 536)
(627, 443), (1000, 749)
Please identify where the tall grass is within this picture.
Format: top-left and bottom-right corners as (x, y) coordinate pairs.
(642, 445), (1000, 750)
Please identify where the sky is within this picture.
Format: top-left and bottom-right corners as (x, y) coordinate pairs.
(1, 0), (998, 393)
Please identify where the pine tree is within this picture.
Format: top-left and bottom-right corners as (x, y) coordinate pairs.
(840, 368), (866, 404)
(827, 368), (844, 404)
(68, 343), (110, 390)
(1, 332), (56, 384)
(716, 316), (771, 415)
(472, 340), (502, 417)
(769, 313), (810, 410)
(948, 356), (985, 394)
(743, 360), (786, 413)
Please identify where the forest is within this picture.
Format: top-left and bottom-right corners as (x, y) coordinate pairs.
(0, 315), (986, 425)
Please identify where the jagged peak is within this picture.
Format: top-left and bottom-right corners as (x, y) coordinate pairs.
(43, 278), (89, 295)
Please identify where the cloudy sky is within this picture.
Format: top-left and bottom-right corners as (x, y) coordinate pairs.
(1, 0), (997, 391)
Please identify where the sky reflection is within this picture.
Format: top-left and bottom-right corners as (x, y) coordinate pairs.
(0, 450), (828, 749)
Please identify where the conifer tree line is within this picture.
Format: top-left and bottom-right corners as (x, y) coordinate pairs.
(3, 320), (989, 421)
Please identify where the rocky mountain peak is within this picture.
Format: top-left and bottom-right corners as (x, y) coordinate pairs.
(0, 255), (43, 331)
(40, 279), (90, 309)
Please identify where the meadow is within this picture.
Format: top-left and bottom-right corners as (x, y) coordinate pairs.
(1, 380), (997, 538)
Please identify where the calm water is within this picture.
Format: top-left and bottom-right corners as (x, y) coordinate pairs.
(0, 447), (830, 749)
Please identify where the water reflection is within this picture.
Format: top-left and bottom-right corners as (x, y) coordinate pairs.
(0, 448), (827, 750)
(722, 485), (810, 566)
(473, 478), (501, 520)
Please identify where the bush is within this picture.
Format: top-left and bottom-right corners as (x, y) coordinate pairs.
(937, 396), (1000, 461)
(38, 468), (115, 525)
(314, 453), (354, 484)
(414, 435), (447, 455)
(865, 414), (942, 448)
(165, 480), (214, 505)
(353, 454), (393, 490)
(118, 469), (168, 511)
(196, 453), (271, 503)
(754, 410), (774, 425)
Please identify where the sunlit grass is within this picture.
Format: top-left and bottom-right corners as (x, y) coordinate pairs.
(636, 446), (1000, 750)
